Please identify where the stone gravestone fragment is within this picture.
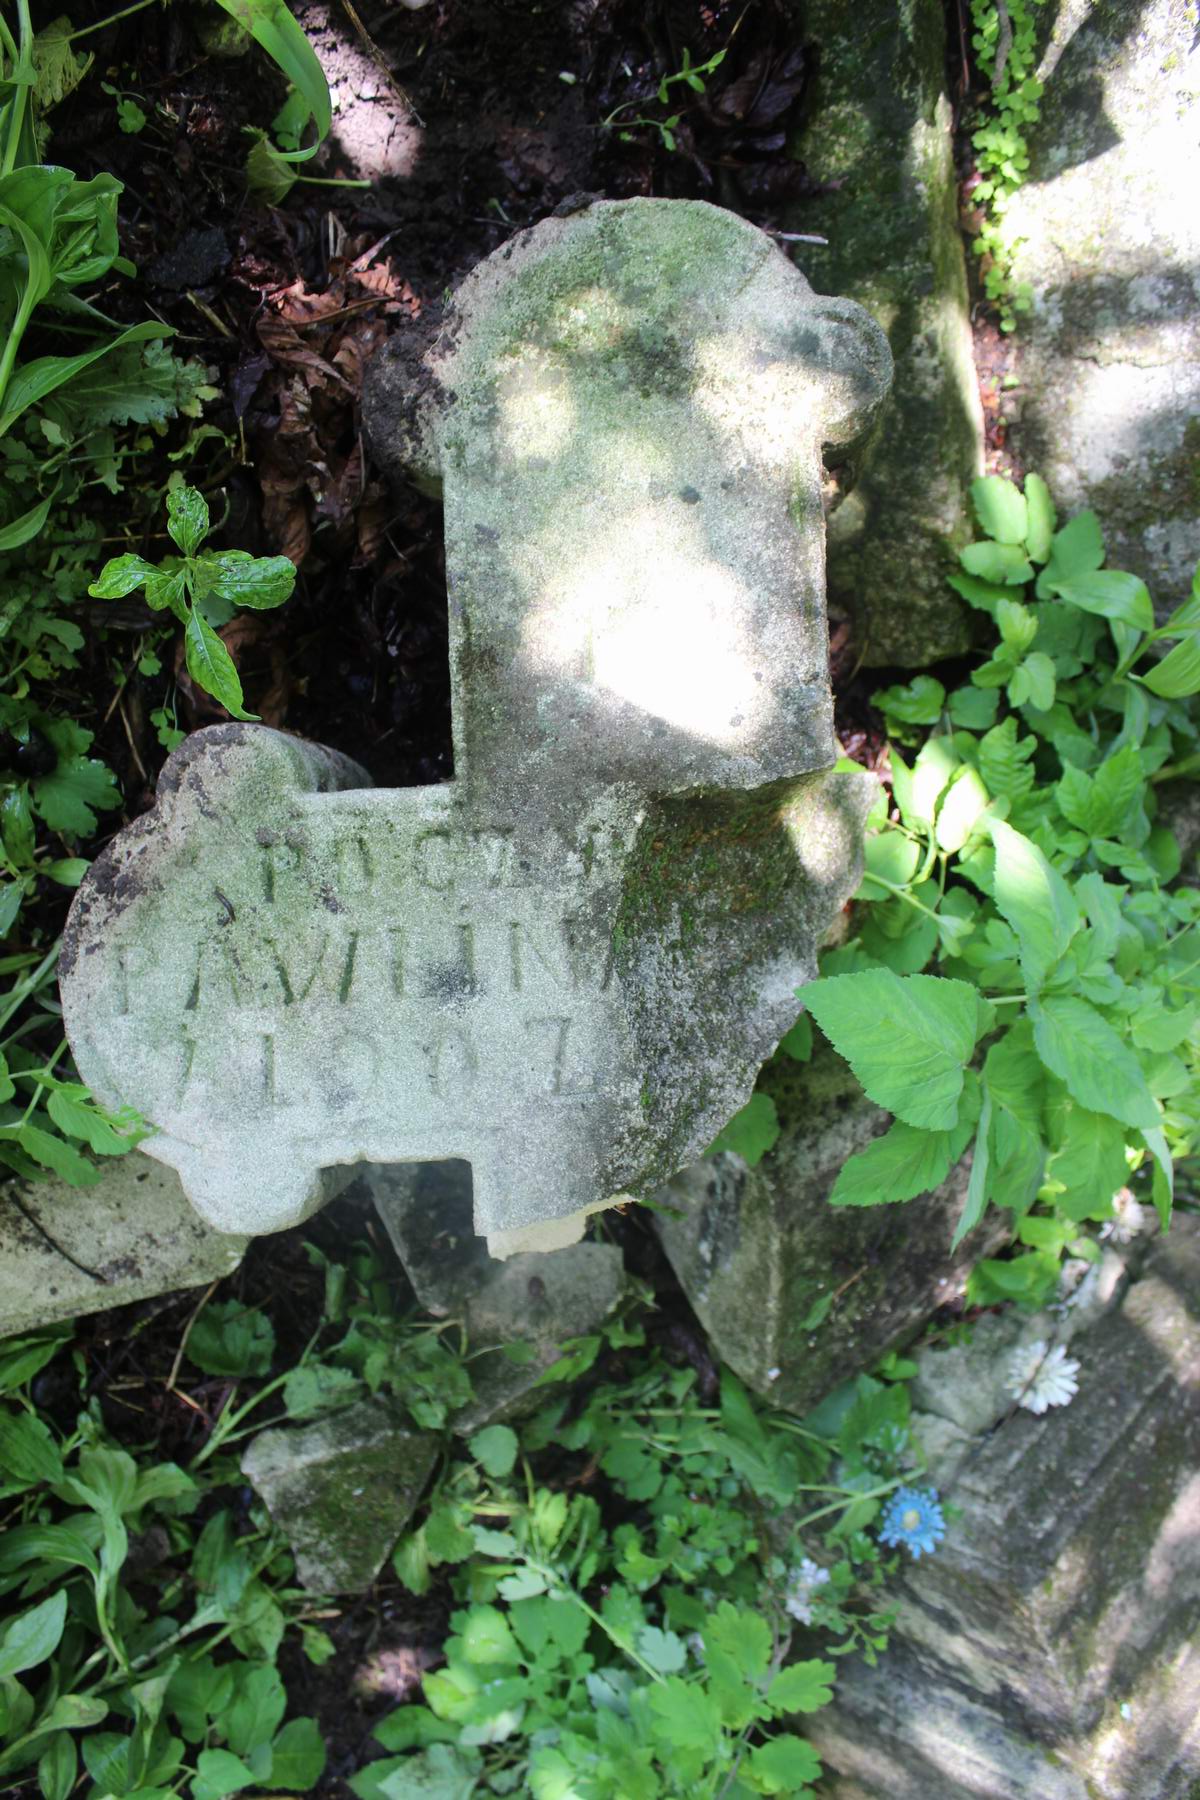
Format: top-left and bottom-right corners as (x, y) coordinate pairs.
(61, 200), (889, 1251)
(806, 1220), (1200, 1800)
(0, 1154), (245, 1339)
(654, 1039), (1007, 1414)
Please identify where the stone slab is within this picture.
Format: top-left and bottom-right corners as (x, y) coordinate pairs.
(787, 0), (984, 666)
(654, 1040), (1007, 1414)
(61, 200), (889, 1250)
(240, 1397), (437, 1594)
(806, 1219), (1200, 1799)
(0, 1152), (246, 1339)
(1005, 0), (1200, 601)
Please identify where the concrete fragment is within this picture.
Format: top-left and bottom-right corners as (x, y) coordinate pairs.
(654, 1042), (1006, 1414)
(1005, 0), (1200, 600)
(61, 200), (888, 1249)
(0, 1153), (245, 1338)
(788, 0), (984, 666)
(240, 1398), (437, 1594)
(807, 1220), (1200, 1799)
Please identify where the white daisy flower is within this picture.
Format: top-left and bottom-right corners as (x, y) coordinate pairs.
(1007, 1339), (1081, 1414)
(1100, 1188), (1146, 1245)
(784, 1557), (831, 1624)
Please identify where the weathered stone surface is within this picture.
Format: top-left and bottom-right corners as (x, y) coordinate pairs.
(788, 0), (984, 666)
(360, 1160), (491, 1315)
(654, 1043), (1007, 1414)
(453, 1240), (627, 1436)
(1005, 0), (1200, 601)
(0, 1153), (245, 1338)
(807, 1219), (1200, 1799)
(240, 1398), (437, 1593)
(62, 200), (888, 1250)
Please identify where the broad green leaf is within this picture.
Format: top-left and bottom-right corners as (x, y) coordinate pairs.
(971, 474), (1027, 544)
(268, 1718), (326, 1791)
(225, 1664), (286, 1758)
(703, 1600), (772, 1681)
(828, 1121), (954, 1207)
(936, 766), (989, 853)
(871, 675), (945, 725)
(707, 1092), (779, 1167)
(1036, 510), (1104, 598)
(1046, 1107), (1129, 1221)
(185, 610), (256, 720)
(1052, 570), (1154, 631)
(1013, 650), (1055, 711)
(457, 1605), (519, 1666)
(647, 1676), (722, 1757)
(1141, 1125), (1174, 1231)
(13, 1122), (100, 1185)
(946, 685), (1000, 729)
(281, 1362), (359, 1419)
(960, 541), (1033, 585)
(804, 970), (984, 1132)
(204, 550), (296, 609)
(858, 831), (919, 897)
(977, 716), (1036, 803)
(166, 485), (209, 556)
(747, 1734), (822, 1791)
(767, 1659), (836, 1714)
(948, 572), (1014, 617)
(467, 1424), (518, 1478)
(1023, 472), (1056, 561)
(142, 564), (188, 615)
(0, 1593), (66, 1680)
(989, 821), (1079, 989)
(212, 0), (332, 139)
(45, 1088), (135, 1154)
(1030, 995), (1159, 1130)
(778, 1013), (812, 1061)
(372, 1707), (458, 1754)
(192, 1747), (257, 1800)
(32, 18), (93, 109)
(37, 1733), (76, 1800)
(636, 1625), (687, 1674)
(1140, 633), (1200, 698)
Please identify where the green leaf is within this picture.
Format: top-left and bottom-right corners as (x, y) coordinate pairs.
(1030, 995), (1159, 1130)
(1053, 570), (1153, 631)
(457, 1605), (519, 1666)
(951, 1090), (992, 1251)
(468, 1424), (518, 1478)
(0, 1593), (66, 1680)
(858, 831), (919, 897)
(977, 716), (1036, 803)
(225, 1664), (286, 1758)
(871, 675), (945, 725)
(1046, 1107), (1129, 1220)
(187, 1300), (275, 1376)
(88, 553), (158, 599)
(804, 971), (984, 1132)
(212, 0), (332, 139)
(989, 820), (1079, 989)
(45, 1088), (137, 1155)
(703, 1600), (772, 1681)
(972, 474), (1027, 544)
(192, 1747), (257, 1800)
(1141, 634), (1200, 699)
(948, 573), (1014, 617)
(828, 1121), (954, 1208)
(1023, 473), (1056, 561)
(960, 541), (1033, 585)
(647, 1676), (721, 1757)
(947, 685), (1000, 729)
(166, 486), (209, 556)
(936, 766), (989, 854)
(184, 610), (256, 720)
(1036, 510), (1104, 598)
(0, 492), (54, 552)
(203, 550), (296, 609)
(12, 1122), (101, 1185)
(268, 1718), (326, 1790)
(281, 1362), (359, 1419)
(747, 1734), (822, 1791)
(767, 1660), (836, 1715)
(32, 718), (121, 836)
(778, 1013), (812, 1061)
(37, 1733), (76, 1800)
(707, 1092), (779, 1166)
(1013, 650), (1055, 711)
(637, 1625), (687, 1674)
(372, 1707), (459, 1754)
(0, 322), (172, 436)
(1141, 1125), (1174, 1232)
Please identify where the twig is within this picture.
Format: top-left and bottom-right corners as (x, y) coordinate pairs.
(166, 1276), (220, 1393)
(117, 694), (148, 786)
(992, 0), (1013, 92)
(763, 230), (829, 245)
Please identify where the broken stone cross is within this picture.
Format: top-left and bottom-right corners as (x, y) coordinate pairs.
(60, 199), (891, 1253)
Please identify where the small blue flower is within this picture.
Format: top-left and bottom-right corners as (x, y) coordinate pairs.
(878, 1485), (945, 1560)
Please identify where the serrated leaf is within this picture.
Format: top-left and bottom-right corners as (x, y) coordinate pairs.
(45, 1088), (135, 1154)
(647, 1676), (721, 1756)
(871, 675), (945, 725)
(1036, 510), (1104, 598)
(32, 18), (93, 110)
(192, 1747), (257, 1800)
(187, 1300), (274, 1376)
(703, 1600), (772, 1681)
(1030, 995), (1159, 1130)
(767, 1659), (836, 1714)
(804, 970), (982, 1132)
(636, 1625), (687, 1674)
(747, 1734), (822, 1791)
(977, 716), (1036, 803)
(829, 1120), (955, 1207)
(989, 820), (1079, 989)
(972, 474), (1027, 544)
(1046, 1107), (1129, 1220)
(185, 609), (256, 720)
(947, 572), (1013, 617)
(14, 1122), (101, 1184)
(947, 685), (999, 729)
(960, 541), (1034, 585)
